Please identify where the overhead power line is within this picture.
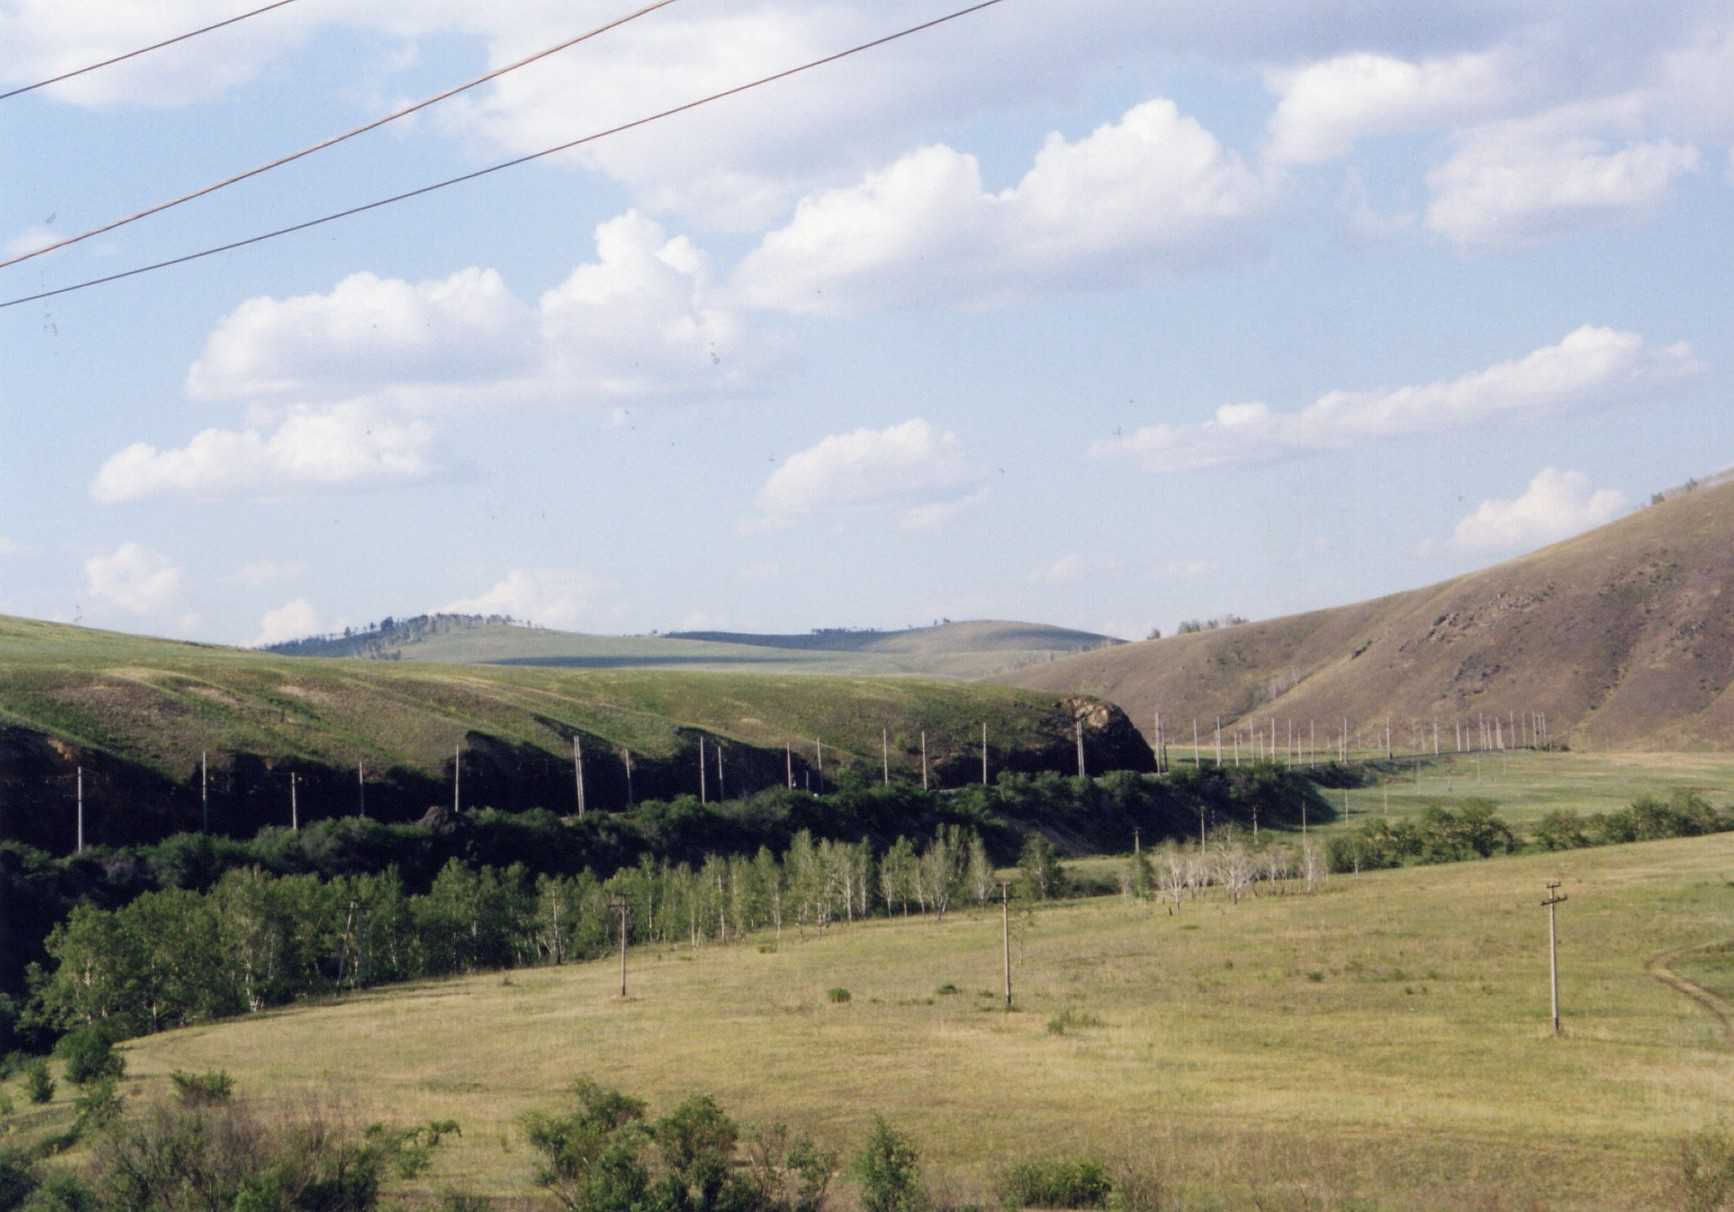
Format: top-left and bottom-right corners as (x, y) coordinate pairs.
(0, 0), (684, 272)
(0, 0), (303, 104)
(0, 0), (1009, 312)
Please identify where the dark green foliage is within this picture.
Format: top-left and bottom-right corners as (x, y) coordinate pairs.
(1534, 810), (1590, 851)
(851, 1117), (928, 1212)
(653, 1094), (738, 1208)
(0, 1149), (36, 1212)
(997, 1157), (1112, 1209)
(71, 1078), (123, 1133)
(24, 1061), (53, 1105)
(520, 1079), (651, 1212)
(739, 1123), (835, 1212)
(826, 989), (851, 1004)
(55, 1027), (123, 1087)
(168, 1070), (234, 1107)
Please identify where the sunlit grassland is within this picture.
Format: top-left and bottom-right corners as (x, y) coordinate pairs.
(86, 832), (1734, 1208)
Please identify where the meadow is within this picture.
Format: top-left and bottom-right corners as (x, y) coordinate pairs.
(35, 828), (1722, 1210)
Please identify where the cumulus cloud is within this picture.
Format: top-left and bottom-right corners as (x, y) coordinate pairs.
(442, 569), (609, 630)
(1450, 468), (1629, 551)
(254, 598), (320, 646)
(1030, 555), (1089, 585)
(735, 99), (1268, 313)
(1426, 108), (1700, 249)
(755, 418), (984, 528)
(1091, 326), (1700, 473)
(185, 212), (762, 406)
(228, 559), (306, 587)
(84, 543), (181, 615)
(91, 404), (437, 503)
(1265, 50), (1514, 164)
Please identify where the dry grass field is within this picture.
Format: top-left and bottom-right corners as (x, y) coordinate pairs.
(40, 829), (1724, 1209)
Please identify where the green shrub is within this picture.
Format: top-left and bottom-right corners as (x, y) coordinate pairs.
(997, 1157), (1111, 1208)
(827, 988), (852, 1004)
(23, 1062), (53, 1106)
(55, 1026), (123, 1087)
(72, 1078), (123, 1132)
(1017, 836), (1066, 901)
(169, 1069), (234, 1107)
(935, 984), (960, 996)
(1045, 1009), (1105, 1036)
(852, 1117), (928, 1212)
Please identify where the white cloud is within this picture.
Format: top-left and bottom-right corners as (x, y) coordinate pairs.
(91, 403), (437, 503)
(228, 559), (306, 587)
(1450, 468), (1629, 551)
(1157, 559), (1216, 580)
(84, 543), (181, 615)
(442, 569), (609, 630)
(254, 598), (320, 646)
(185, 212), (764, 406)
(1092, 326), (1700, 473)
(1426, 102), (1700, 249)
(735, 99), (1267, 313)
(1030, 555), (1089, 585)
(1265, 50), (1514, 165)
(0, 536), (18, 556)
(755, 418), (984, 528)
(4, 224), (61, 259)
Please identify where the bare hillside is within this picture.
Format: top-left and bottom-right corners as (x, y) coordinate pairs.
(1003, 480), (1734, 751)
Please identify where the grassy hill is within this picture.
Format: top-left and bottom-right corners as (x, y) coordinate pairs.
(0, 614), (1147, 849)
(75, 831), (1734, 1209)
(268, 616), (1122, 679)
(1005, 478), (1734, 752)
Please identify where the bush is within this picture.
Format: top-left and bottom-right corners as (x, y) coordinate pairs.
(1045, 1009), (1105, 1037)
(827, 988), (851, 1004)
(997, 1157), (1111, 1209)
(169, 1070), (235, 1107)
(852, 1117), (928, 1212)
(55, 1027), (124, 1087)
(1017, 836), (1066, 901)
(24, 1062), (53, 1106)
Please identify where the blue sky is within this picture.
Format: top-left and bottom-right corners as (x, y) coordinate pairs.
(1, 0), (1729, 645)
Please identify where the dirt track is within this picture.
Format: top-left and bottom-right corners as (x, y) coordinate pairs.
(1647, 942), (1734, 1043)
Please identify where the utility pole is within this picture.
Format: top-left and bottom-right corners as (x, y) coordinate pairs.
(622, 746), (634, 805)
(1134, 826), (1141, 854)
(921, 731), (929, 791)
(76, 766), (84, 854)
(1215, 716), (1222, 766)
(574, 735), (586, 818)
(785, 742), (793, 790)
(698, 736), (707, 804)
(1075, 718), (1086, 778)
(982, 722), (989, 786)
(1542, 881), (1567, 1035)
(612, 898), (630, 998)
(291, 771), (299, 831)
(815, 738), (823, 795)
(358, 760), (365, 817)
(883, 727), (890, 786)
(999, 879), (1013, 1010)
(1193, 718), (1200, 770)
(453, 743), (460, 813)
(716, 739), (724, 800)
(201, 751), (209, 832)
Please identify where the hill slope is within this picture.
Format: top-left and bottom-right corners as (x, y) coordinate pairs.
(269, 617), (1121, 679)
(0, 616), (1148, 849)
(1005, 479), (1734, 751)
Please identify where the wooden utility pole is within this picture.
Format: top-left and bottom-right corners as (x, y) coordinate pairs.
(999, 879), (1013, 1010)
(883, 727), (890, 786)
(574, 735), (586, 818)
(1075, 718), (1086, 778)
(716, 740), (725, 800)
(1542, 881), (1567, 1035)
(453, 743), (460, 813)
(612, 898), (630, 998)
(1215, 716), (1222, 766)
(698, 736), (707, 804)
(358, 760), (365, 817)
(1433, 719), (1439, 757)
(785, 742), (793, 790)
(1193, 718), (1200, 769)
(201, 750), (209, 832)
(921, 731), (929, 791)
(291, 771), (299, 831)
(622, 746), (634, 804)
(76, 766), (84, 853)
(815, 738), (823, 795)
(981, 722), (989, 786)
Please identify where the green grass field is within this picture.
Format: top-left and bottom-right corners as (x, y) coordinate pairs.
(0, 614), (1093, 782)
(27, 831), (1726, 1209)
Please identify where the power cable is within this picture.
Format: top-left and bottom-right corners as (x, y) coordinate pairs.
(0, 0), (1009, 312)
(0, 0), (683, 272)
(0, 0), (303, 103)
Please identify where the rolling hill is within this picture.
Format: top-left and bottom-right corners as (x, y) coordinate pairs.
(0, 615), (1148, 850)
(265, 617), (1122, 679)
(1004, 478), (1734, 752)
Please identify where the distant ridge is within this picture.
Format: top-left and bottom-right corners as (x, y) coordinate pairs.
(1003, 476), (1734, 751)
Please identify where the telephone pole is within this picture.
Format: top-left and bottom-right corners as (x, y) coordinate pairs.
(453, 743), (460, 813)
(698, 736), (707, 804)
(612, 898), (630, 998)
(920, 731), (929, 791)
(358, 760), (365, 817)
(883, 727), (890, 786)
(981, 722), (988, 786)
(1075, 718), (1086, 778)
(1543, 881), (1568, 1036)
(201, 751), (209, 832)
(622, 746), (634, 805)
(574, 735), (586, 818)
(291, 771), (299, 831)
(999, 879), (1013, 1010)
(76, 766), (84, 853)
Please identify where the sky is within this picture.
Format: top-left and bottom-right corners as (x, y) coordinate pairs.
(1, 0), (1730, 647)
